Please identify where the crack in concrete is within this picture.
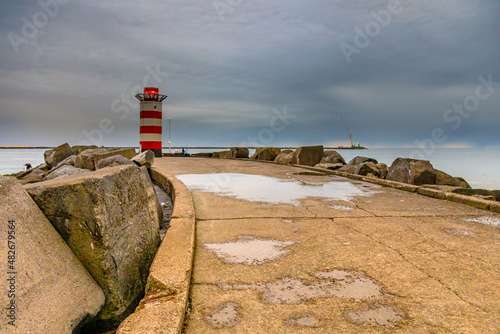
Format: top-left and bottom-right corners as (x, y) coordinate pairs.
(333, 218), (490, 315)
(403, 224), (500, 275)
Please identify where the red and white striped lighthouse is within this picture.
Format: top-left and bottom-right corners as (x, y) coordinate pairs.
(135, 87), (167, 157)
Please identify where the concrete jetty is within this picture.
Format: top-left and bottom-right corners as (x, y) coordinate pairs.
(129, 157), (500, 333)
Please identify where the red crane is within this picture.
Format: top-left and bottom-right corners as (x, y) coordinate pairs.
(340, 115), (354, 148)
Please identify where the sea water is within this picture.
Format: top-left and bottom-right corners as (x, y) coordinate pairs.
(1, 148), (499, 190)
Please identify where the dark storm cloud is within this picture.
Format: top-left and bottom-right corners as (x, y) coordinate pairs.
(1, 0), (499, 147)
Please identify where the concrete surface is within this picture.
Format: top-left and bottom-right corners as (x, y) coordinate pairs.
(153, 157), (499, 334)
(117, 169), (195, 334)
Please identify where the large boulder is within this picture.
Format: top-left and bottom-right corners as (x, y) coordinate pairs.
(321, 151), (346, 165)
(75, 148), (109, 171)
(92, 148), (137, 169)
(338, 165), (356, 174)
(291, 145), (324, 166)
(0, 176), (104, 333)
(132, 150), (155, 169)
(96, 155), (135, 169)
(436, 170), (471, 189)
(348, 156), (378, 166)
(230, 147), (249, 158)
(355, 162), (380, 177)
(377, 163), (389, 179)
(25, 165), (161, 324)
(16, 163), (49, 184)
(251, 147), (281, 161)
(72, 145), (98, 155)
(386, 158), (437, 186)
(45, 165), (89, 181)
(274, 150), (294, 164)
(216, 150), (233, 159)
(75, 148), (137, 171)
(44, 143), (74, 169)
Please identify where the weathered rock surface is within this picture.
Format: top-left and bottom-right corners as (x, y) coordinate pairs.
(16, 163), (49, 184)
(339, 164), (356, 174)
(251, 147), (282, 161)
(274, 150), (294, 164)
(377, 163), (389, 179)
(314, 163), (344, 170)
(53, 155), (77, 169)
(25, 165), (161, 323)
(387, 158), (437, 186)
(436, 170), (471, 189)
(75, 148), (136, 171)
(44, 165), (89, 181)
(230, 147), (249, 159)
(321, 151), (346, 165)
(452, 188), (500, 202)
(44, 143), (74, 169)
(355, 162), (380, 177)
(92, 148), (137, 170)
(72, 145), (98, 155)
(96, 155), (135, 169)
(291, 146), (324, 166)
(74, 148), (109, 171)
(132, 150), (155, 169)
(0, 176), (104, 333)
(348, 156), (378, 166)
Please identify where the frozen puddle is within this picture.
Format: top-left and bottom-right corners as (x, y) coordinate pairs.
(220, 270), (383, 304)
(285, 315), (321, 328)
(345, 306), (403, 327)
(204, 302), (240, 328)
(177, 173), (378, 205)
(461, 216), (500, 228)
(204, 236), (296, 265)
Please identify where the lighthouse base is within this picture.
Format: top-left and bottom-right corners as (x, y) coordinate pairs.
(151, 149), (162, 157)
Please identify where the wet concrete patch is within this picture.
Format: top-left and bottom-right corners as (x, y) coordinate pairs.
(285, 315), (321, 328)
(221, 270), (383, 304)
(204, 236), (297, 265)
(330, 205), (355, 211)
(345, 305), (403, 327)
(204, 302), (241, 328)
(445, 228), (476, 237)
(177, 173), (378, 205)
(461, 216), (500, 228)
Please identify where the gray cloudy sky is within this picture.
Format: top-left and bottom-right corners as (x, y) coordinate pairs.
(1, 0), (499, 148)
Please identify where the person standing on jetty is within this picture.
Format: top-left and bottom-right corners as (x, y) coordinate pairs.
(24, 163), (32, 170)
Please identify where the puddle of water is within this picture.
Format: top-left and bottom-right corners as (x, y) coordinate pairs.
(204, 236), (296, 265)
(445, 228), (476, 237)
(177, 173), (378, 205)
(345, 306), (403, 327)
(221, 270), (383, 304)
(285, 315), (321, 328)
(204, 302), (240, 328)
(330, 205), (354, 211)
(461, 216), (500, 228)
(282, 219), (293, 223)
